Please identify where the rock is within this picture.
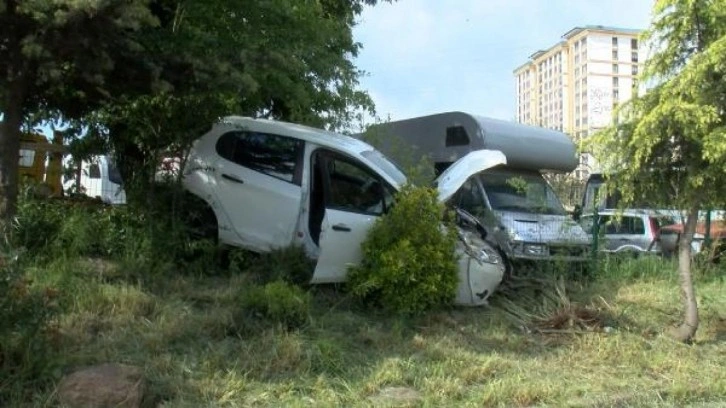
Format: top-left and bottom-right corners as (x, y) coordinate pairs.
(369, 386), (422, 406)
(57, 363), (145, 408)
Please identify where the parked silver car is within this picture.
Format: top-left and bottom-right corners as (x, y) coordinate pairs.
(579, 209), (676, 255)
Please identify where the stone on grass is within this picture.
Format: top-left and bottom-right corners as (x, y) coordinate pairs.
(57, 363), (145, 408)
(369, 386), (422, 406)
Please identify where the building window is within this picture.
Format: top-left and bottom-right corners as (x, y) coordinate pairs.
(582, 77), (587, 86)
(633, 79), (639, 89)
(613, 77), (619, 87)
(612, 36), (618, 46)
(632, 64), (639, 75)
(612, 64), (619, 74)
(631, 51), (639, 62)
(631, 38), (638, 49)
(613, 89), (619, 101)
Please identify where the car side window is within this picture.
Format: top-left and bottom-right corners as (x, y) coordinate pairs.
(600, 215), (645, 234)
(598, 215), (618, 234)
(215, 131), (304, 184)
(624, 216), (645, 234)
(325, 156), (392, 216)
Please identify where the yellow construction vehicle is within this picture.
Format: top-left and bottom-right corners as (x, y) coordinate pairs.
(18, 131), (66, 197)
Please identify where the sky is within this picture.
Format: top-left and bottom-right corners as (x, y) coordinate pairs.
(352, 0), (654, 122)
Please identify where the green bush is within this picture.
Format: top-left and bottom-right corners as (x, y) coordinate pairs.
(11, 189), (222, 276)
(347, 185), (459, 314)
(238, 281), (312, 330)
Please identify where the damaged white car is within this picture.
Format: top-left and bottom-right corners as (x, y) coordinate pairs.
(183, 116), (507, 305)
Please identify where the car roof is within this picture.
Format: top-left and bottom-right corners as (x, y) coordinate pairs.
(218, 116), (373, 156)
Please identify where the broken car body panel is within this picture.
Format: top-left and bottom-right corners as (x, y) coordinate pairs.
(184, 117), (505, 305)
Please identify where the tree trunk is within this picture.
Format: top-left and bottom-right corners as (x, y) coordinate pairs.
(0, 89), (25, 239)
(668, 205), (700, 343)
(1, 0), (26, 240)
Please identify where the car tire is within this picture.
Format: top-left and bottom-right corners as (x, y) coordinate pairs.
(182, 193), (218, 242)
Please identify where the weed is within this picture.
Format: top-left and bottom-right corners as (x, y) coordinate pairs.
(245, 245), (315, 285)
(0, 245), (61, 403)
(235, 281), (312, 332)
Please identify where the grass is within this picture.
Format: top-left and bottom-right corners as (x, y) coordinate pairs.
(11, 255), (726, 407)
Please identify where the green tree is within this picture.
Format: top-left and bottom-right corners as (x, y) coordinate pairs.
(1, 0), (389, 229)
(92, 0), (382, 202)
(590, 0), (726, 342)
(0, 0), (159, 236)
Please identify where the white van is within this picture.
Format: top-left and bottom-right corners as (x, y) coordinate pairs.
(363, 112), (592, 266)
(64, 155), (127, 205)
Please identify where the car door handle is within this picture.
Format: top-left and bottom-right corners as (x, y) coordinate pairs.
(221, 173), (244, 184)
(332, 224), (351, 232)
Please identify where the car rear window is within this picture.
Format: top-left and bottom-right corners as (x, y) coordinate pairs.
(216, 131), (304, 184)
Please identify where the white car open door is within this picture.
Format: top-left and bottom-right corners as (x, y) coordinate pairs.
(311, 152), (394, 283)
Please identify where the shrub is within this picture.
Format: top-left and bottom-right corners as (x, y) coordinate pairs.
(347, 185), (459, 314)
(237, 281), (312, 330)
(11, 188), (223, 276)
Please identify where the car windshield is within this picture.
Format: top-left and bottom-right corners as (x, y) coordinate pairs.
(478, 169), (566, 215)
(360, 149), (407, 186)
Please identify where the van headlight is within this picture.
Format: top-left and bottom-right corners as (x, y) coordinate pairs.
(507, 228), (522, 242)
(523, 243), (547, 256)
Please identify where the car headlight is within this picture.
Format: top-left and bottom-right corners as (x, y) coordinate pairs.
(478, 246), (502, 264)
(458, 229), (501, 265)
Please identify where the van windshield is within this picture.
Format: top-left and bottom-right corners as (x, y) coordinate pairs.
(478, 169), (566, 215)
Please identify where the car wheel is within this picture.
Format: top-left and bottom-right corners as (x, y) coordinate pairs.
(183, 194), (218, 242)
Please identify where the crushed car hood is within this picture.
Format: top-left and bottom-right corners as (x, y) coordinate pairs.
(435, 150), (507, 202)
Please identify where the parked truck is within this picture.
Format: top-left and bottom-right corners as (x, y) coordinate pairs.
(18, 132), (66, 197)
(363, 111), (592, 270)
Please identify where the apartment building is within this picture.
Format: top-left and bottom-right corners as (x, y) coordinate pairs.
(514, 25), (644, 179)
